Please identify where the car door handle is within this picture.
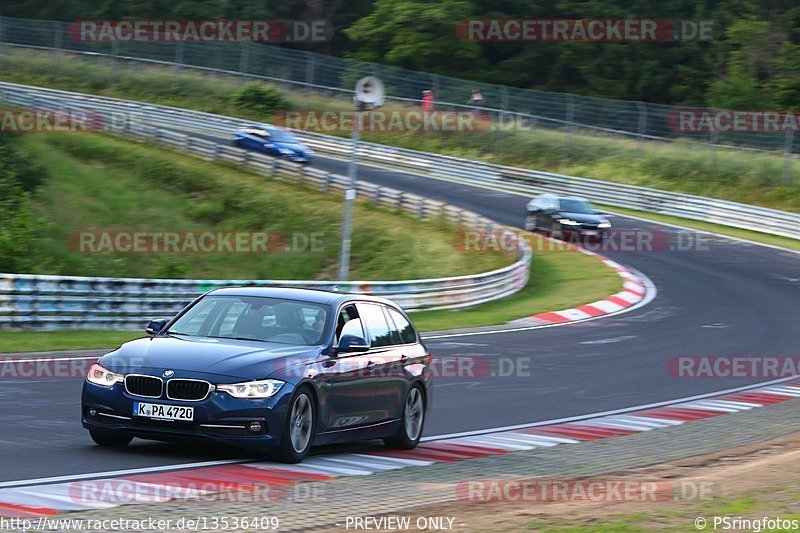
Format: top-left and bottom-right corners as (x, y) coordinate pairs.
(322, 359), (336, 368)
(366, 360), (377, 367)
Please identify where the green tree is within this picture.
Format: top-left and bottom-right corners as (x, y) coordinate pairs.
(344, 0), (485, 76)
(773, 42), (800, 108)
(705, 19), (781, 109)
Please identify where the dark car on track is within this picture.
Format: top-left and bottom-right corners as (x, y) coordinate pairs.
(82, 288), (432, 463)
(524, 193), (611, 239)
(233, 124), (314, 164)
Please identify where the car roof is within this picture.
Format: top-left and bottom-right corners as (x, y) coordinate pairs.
(537, 193), (588, 202)
(239, 124), (284, 132)
(206, 286), (400, 308)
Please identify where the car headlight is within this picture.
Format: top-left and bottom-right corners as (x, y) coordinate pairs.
(598, 219), (611, 228)
(558, 218), (581, 226)
(216, 379), (284, 399)
(278, 148), (294, 155)
(87, 363), (123, 387)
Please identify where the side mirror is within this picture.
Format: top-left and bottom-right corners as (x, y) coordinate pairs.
(336, 334), (370, 353)
(146, 319), (168, 336)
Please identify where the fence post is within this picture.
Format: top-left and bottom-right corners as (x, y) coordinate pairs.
(53, 20), (63, 50)
(53, 21), (63, 77)
(172, 42), (184, 89)
(783, 128), (794, 185)
(564, 93), (576, 158)
(636, 101), (647, 157)
(270, 157), (278, 179)
(110, 41), (119, 83)
(238, 42), (250, 85)
(495, 86), (509, 154)
(708, 130), (718, 170)
(304, 51), (315, 95)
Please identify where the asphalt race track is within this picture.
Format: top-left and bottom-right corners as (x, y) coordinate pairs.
(1, 150), (798, 483)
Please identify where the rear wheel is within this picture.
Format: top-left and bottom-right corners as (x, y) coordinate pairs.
(384, 384), (425, 450)
(273, 387), (316, 463)
(89, 430), (132, 448)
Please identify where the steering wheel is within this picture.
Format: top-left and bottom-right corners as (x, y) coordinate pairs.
(266, 332), (309, 344)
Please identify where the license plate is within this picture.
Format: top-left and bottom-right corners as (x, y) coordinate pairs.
(133, 402), (194, 421)
(583, 230), (598, 236)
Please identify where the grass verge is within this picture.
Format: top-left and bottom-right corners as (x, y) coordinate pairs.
(1, 48), (798, 213)
(0, 330), (141, 354)
(412, 237), (621, 331)
(17, 132), (511, 280)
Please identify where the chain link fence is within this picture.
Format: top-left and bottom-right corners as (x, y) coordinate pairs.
(0, 15), (797, 182)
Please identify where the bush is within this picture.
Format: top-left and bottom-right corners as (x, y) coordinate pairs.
(233, 83), (288, 118)
(0, 135), (50, 273)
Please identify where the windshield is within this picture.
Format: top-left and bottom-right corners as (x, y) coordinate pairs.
(167, 295), (329, 346)
(558, 199), (594, 214)
(267, 130), (298, 143)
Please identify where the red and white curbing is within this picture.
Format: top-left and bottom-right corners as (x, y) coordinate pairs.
(512, 245), (649, 326)
(1, 378), (798, 517)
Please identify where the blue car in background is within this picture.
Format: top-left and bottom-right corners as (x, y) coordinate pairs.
(233, 124), (314, 164)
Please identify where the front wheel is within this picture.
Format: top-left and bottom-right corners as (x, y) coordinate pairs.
(89, 430), (132, 448)
(523, 214), (537, 231)
(549, 221), (565, 241)
(273, 387), (316, 463)
(385, 384), (425, 450)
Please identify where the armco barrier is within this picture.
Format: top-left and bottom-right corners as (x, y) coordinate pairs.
(1, 82), (795, 240)
(0, 85), (532, 330)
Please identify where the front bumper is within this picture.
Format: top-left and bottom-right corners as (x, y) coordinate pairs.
(81, 381), (292, 451)
(559, 225), (610, 237)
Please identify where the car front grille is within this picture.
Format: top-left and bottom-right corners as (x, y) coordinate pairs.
(125, 375), (163, 398)
(167, 379), (211, 401)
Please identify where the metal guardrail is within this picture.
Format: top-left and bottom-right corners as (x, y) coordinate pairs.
(0, 84), (532, 330)
(300, 135), (800, 240)
(2, 82), (794, 240)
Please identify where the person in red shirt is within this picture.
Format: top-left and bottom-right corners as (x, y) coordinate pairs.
(421, 90), (434, 112)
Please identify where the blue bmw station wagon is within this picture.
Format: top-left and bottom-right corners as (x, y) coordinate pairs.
(82, 288), (432, 463)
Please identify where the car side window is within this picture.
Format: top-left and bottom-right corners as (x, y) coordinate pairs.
(357, 303), (395, 348)
(336, 304), (365, 344)
(387, 308), (416, 344)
